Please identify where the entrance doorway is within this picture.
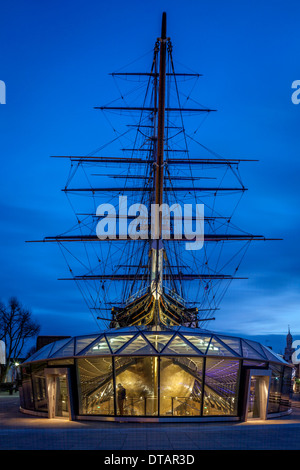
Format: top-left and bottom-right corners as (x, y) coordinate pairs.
(244, 369), (271, 421)
(53, 374), (69, 418)
(248, 376), (261, 418)
(44, 368), (74, 420)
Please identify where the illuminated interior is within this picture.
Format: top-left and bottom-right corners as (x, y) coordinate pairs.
(19, 326), (292, 420)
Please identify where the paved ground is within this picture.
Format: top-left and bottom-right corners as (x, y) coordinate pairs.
(1, 393), (300, 450)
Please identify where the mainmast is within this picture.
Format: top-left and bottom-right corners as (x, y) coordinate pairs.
(150, 12), (167, 307)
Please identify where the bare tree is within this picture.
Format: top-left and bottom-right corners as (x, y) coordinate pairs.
(0, 297), (40, 382)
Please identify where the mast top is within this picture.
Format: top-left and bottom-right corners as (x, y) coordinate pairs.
(161, 12), (167, 39)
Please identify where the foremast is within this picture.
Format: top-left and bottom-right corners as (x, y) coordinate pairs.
(150, 12), (167, 308)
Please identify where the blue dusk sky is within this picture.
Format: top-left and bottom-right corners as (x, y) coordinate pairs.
(0, 0), (300, 355)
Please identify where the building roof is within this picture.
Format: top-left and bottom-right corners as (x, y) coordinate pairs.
(23, 326), (289, 366)
(36, 335), (71, 351)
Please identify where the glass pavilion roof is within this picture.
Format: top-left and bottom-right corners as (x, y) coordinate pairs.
(25, 326), (287, 365)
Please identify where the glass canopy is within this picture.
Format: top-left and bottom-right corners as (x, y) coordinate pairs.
(25, 326), (287, 365)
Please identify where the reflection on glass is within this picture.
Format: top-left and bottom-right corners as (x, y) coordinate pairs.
(243, 339), (266, 359)
(203, 358), (240, 416)
(52, 339), (75, 358)
(83, 337), (111, 355)
(183, 335), (211, 354)
(20, 365), (34, 410)
(243, 360), (267, 368)
(48, 358), (74, 366)
(119, 335), (155, 355)
(247, 376), (260, 418)
(106, 335), (134, 353)
(241, 340), (263, 360)
(50, 338), (72, 357)
(31, 362), (48, 412)
(218, 336), (241, 356)
(162, 336), (199, 355)
(280, 366), (292, 412)
(267, 364), (283, 413)
(55, 375), (69, 417)
(114, 356), (158, 416)
(77, 357), (114, 415)
(75, 335), (99, 355)
(144, 334), (174, 352)
(160, 357), (203, 416)
(206, 338), (233, 357)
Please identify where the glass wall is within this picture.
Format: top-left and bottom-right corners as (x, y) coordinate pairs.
(31, 362), (48, 412)
(48, 359), (74, 366)
(77, 357), (114, 415)
(242, 360), (268, 368)
(267, 364), (283, 413)
(203, 358), (240, 416)
(20, 365), (34, 410)
(114, 356), (158, 416)
(21, 354), (291, 419)
(160, 357), (203, 416)
(54, 375), (69, 417)
(280, 366), (292, 412)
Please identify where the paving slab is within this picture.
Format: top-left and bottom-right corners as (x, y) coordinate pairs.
(1, 395), (300, 450)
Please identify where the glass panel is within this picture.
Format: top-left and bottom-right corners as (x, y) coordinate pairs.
(106, 335), (134, 353)
(51, 339), (75, 358)
(48, 358), (74, 366)
(243, 360), (267, 368)
(114, 356), (158, 416)
(20, 365), (34, 410)
(241, 340), (263, 359)
(119, 335), (156, 355)
(243, 339), (267, 359)
(50, 338), (73, 357)
(178, 326), (203, 333)
(280, 366), (292, 412)
(75, 336), (100, 355)
(203, 358), (240, 416)
(30, 343), (54, 362)
(162, 335), (199, 355)
(145, 325), (179, 333)
(262, 346), (286, 363)
(217, 336), (241, 356)
(248, 376), (261, 418)
(55, 375), (69, 417)
(261, 346), (279, 361)
(144, 333), (174, 352)
(267, 364), (283, 413)
(160, 357), (203, 416)
(82, 337), (111, 355)
(31, 363), (48, 412)
(77, 357), (114, 415)
(183, 335), (211, 354)
(206, 337), (234, 357)
(24, 350), (40, 363)
(112, 327), (139, 333)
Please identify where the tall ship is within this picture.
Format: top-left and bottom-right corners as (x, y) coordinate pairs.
(21, 13), (292, 422)
(42, 12), (268, 330)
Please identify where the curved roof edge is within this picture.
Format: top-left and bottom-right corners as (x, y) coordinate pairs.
(23, 326), (290, 366)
